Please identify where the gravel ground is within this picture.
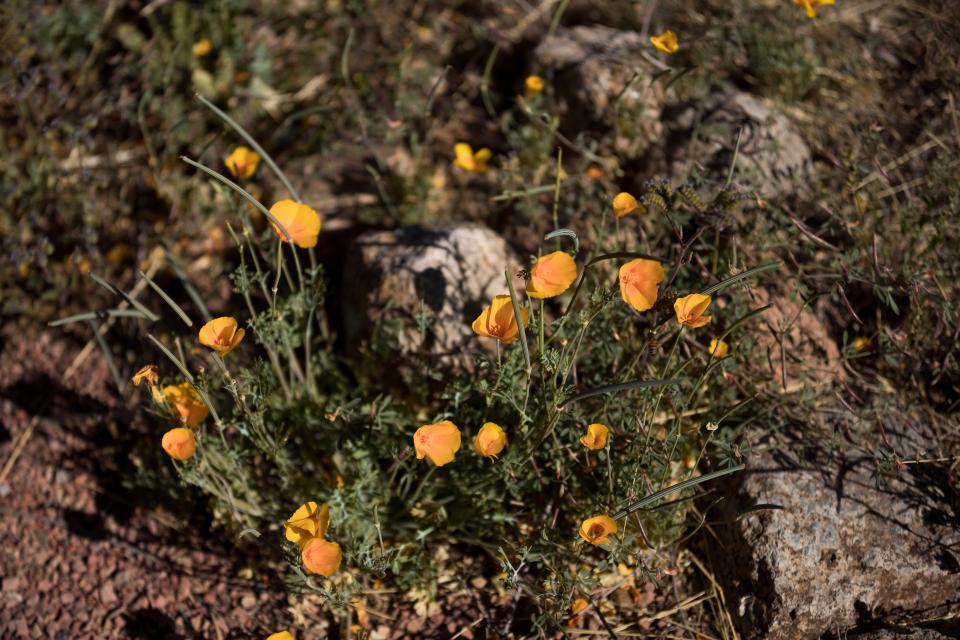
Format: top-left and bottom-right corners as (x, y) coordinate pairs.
(0, 326), (293, 639)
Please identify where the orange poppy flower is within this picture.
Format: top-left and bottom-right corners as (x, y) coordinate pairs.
(284, 502), (330, 547)
(199, 316), (245, 356)
(163, 382), (209, 426)
(569, 597), (589, 626)
(524, 75), (544, 97)
(618, 259), (665, 312)
(674, 293), (712, 328)
(579, 515), (618, 545)
(650, 30), (679, 54)
(132, 364), (159, 387)
(794, 0), (834, 18)
(224, 146), (261, 180)
(709, 338), (729, 358)
(471, 295), (529, 344)
(612, 192), (640, 218)
(269, 200), (322, 249)
(301, 537), (342, 576)
(453, 143), (492, 173)
(852, 336), (872, 352)
(413, 420), (462, 467)
(473, 422), (507, 459)
(579, 423), (609, 450)
(526, 251), (577, 299)
(162, 427), (197, 461)
(192, 38), (213, 58)
(267, 632), (295, 640)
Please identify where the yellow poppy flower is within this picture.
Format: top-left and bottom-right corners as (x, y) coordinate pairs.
(650, 30), (679, 54)
(709, 339), (729, 358)
(852, 336), (872, 352)
(192, 38), (213, 58)
(612, 192), (640, 217)
(524, 75), (544, 97)
(569, 597), (589, 626)
(413, 420), (462, 467)
(267, 632), (295, 640)
(198, 316), (246, 356)
(579, 423), (609, 450)
(162, 382), (209, 426)
(473, 422), (507, 459)
(579, 515), (618, 545)
(301, 537), (342, 576)
(269, 200), (322, 249)
(284, 502), (330, 547)
(471, 295), (529, 344)
(618, 259), (665, 312)
(794, 0), (834, 18)
(132, 364), (159, 387)
(162, 427), (197, 461)
(224, 146), (261, 180)
(526, 251), (577, 299)
(453, 143), (492, 173)
(674, 293), (712, 328)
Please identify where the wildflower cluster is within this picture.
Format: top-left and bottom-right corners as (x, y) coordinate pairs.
(109, 75), (758, 633)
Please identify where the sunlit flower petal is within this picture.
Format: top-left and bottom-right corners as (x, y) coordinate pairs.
(453, 143), (492, 173)
(709, 338), (729, 358)
(193, 38), (213, 57)
(162, 382), (208, 426)
(650, 30), (679, 54)
(471, 295), (529, 343)
(579, 423), (609, 450)
(301, 537), (342, 576)
(524, 75), (544, 97)
(674, 293), (712, 328)
(269, 200), (322, 249)
(284, 502), (330, 547)
(579, 515), (618, 545)
(132, 364), (159, 387)
(473, 422), (507, 459)
(199, 316), (246, 356)
(225, 146), (261, 180)
(162, 427), (197, 461)
(612, 192), (640, 218)
(413, 420), (462, 467)
(618, 259), (665, 312)
(526, 251), (577, 299)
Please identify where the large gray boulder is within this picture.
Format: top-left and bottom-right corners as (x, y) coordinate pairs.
(533, 26), (665, 159)
(714, 431), (960, 639)
(342, 224), (523, 369)
(671, 92), (813, 199)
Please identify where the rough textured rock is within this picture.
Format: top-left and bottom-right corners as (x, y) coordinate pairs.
(714, 431), (960, 640)
(534, 26), (665, 159)
(670, 92), (812, 198)
(342, 224), (523, 369)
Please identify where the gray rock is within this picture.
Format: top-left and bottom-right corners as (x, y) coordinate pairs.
(342, 223), (523, 369)
(714, 434), (960, 640)
(853, 629), (957, 640)
(671, 92), (812, 198)
(533, 26), (665, 159)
